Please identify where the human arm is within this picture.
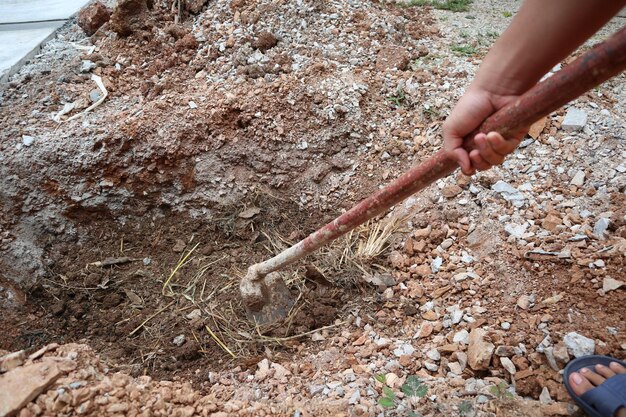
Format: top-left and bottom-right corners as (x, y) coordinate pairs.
(444, 0), (626, 175)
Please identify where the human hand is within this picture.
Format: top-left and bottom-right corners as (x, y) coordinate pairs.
(442, 86), (529, 175)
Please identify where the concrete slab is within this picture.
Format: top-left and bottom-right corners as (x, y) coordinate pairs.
(0, 0), (91, 24)
(0, 21), (65, 82)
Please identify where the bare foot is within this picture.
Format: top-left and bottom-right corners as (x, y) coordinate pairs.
(568, 361), (626, 417)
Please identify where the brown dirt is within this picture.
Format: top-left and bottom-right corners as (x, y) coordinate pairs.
(0, 193), (372, 385)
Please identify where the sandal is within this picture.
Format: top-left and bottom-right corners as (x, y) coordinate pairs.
(563, 355), (626, 417)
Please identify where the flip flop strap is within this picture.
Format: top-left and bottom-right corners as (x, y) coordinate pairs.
(580, 374), (626, 417)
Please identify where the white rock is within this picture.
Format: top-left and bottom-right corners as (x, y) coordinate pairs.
(562, 107), (587, 131)
(451, 309), (464, 325)
(22, 135), (34, 146)
(424, 361), (438, 372)
(80, 60), (96, 73)
(500, 357), (516, 375)
(539, 387), (553, 405)
(603, 277), (625, 293)
(570, 170), (585, 187)
(504, 223), (528, 239)
(426, 349), (441, 361)
(188, 101), (198, 109)
(348, 389), (360, 405)
(172, 334), (186, 346)
(563, 332), (595, 358)
(431, 256), (443, 273)
(501, 322), (511, 330)
(447, 362), (463, 375)
(393, 343), (415, 357)
(593, 218), (610, 239)
(453, 329), (470, 345)
(492, 181), (525, 207)
(185, 309), (202, 320)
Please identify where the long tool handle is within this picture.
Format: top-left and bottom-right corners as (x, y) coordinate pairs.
(256, 27), (626, 277)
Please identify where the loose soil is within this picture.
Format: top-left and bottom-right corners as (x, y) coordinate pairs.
(0, 0), (624, 415)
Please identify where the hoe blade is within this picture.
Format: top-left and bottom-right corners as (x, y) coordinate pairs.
(246, 273), (294, 326)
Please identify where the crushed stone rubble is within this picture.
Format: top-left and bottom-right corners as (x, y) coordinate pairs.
(0, 0), (624, 416)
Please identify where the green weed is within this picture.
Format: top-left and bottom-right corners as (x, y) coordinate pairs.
(502, 11), (512, 17)
(489, 382), (514, 400)
(459, 400), (474, 416)
(387, 88), (406, 107)
(451, 44), (477, 56)
(404, 0), (473, 12)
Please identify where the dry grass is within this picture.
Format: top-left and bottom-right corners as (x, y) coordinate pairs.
(137, 207), (405, 361)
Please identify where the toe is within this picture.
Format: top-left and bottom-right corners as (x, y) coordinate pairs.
(595, 364), (616, 379)
(580, 367), (606, 386)
(609, 361), (626, 374)
(569, 371), (595, 397)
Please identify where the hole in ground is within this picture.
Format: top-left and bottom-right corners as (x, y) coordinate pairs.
(0, 193), (381, 385)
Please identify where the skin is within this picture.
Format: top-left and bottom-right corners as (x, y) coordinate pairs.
(443, 0), (626, 175)
(568, 361), (626, 417)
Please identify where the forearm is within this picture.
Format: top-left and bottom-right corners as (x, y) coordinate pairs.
(472, 0), (625, 96)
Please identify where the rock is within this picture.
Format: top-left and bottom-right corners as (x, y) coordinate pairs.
(272, 363), (291, 379)
(500, 357), (516, 375)
(492, 181), (525, 207)
(467, 329), (494, 371)
(442, 184), (462, 198)
(172, 334), (186, 346)
(422, 310), (438, 321)
(453, 330), (470, 345)
(80, 60), (97, 73)
(393, 343), (415, 357)
(539, 387), (553, 404)
(77, 1), (110, 36)
(516, 295), (530, 310)
(451, 309), (464, 324)
(593, 218), (610, 239)
(0, 360), (62, 416)
(553, 344), (570, 364)
(603, 277), (625, 293)
(21, 135), (34, 147)
(173, 239), (186, 253)
(426, 349), (440, 361)
(254, 31), (278, 52)
(424, 361), (438, 372)
(501, 322), (511, 330)
(109, 0), (149, 37)
(505, 223), (528, 239)
(448, 362), (463, 375)
(541, 402), (570, 416)
(541, 214), (562, 232)
(311, 332), (325, 342)
(561, 107), (587, 131)
(89, 89), (102, 103)
(348, 389), (360, 405)
(570, 171), (585, 187)
(431, 257), (443, 273)
(457, 352), (468, 370)
(309, 384), (324, 396)
(544, 347), (560, 371)
(528, 116), (547, 139)
(376, 46), (411, 71)
(0, 350), (25, 372)
(186, 309), (202, 320)
(416, 322), (434, 339)
(563, 332), (595, 358)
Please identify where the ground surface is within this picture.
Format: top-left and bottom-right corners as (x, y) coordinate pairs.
(0, 0), (625, 416)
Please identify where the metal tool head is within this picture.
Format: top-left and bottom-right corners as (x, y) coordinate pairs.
(240, 266), (294, 325)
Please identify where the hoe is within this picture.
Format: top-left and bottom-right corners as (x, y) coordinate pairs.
(240, 27), (626, 325)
